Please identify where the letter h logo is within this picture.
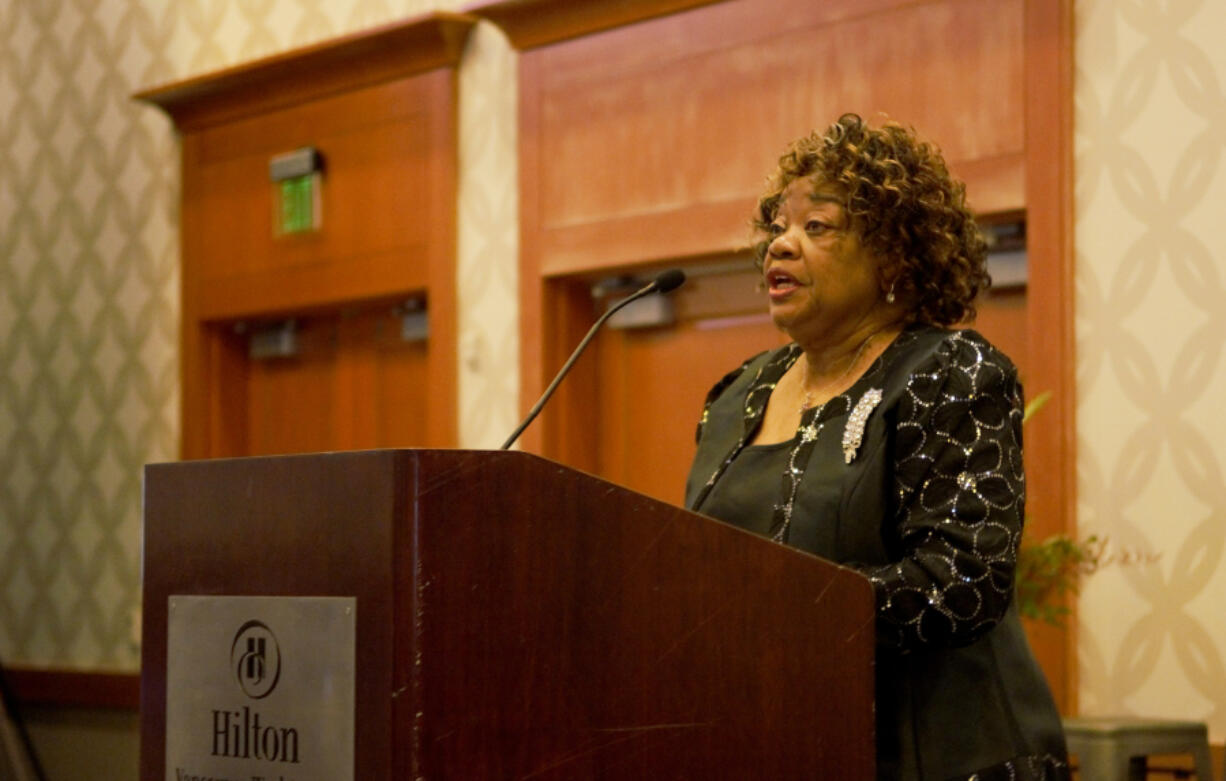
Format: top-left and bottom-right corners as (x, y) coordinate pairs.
(242, 636), (266, 684)
(231, 620), (281, 699)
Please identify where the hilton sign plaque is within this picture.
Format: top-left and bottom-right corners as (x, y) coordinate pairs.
(165, 596), (355, 781)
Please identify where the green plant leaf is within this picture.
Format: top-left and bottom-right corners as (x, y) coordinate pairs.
(1023, 390), (1053, 425)
(1014, 533), (1101, 627)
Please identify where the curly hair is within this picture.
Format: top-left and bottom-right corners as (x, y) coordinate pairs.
(752, 114), (990, 326)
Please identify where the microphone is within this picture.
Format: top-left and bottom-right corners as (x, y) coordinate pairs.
(651, 268), (686, 294)
(500, 268), (687, 450)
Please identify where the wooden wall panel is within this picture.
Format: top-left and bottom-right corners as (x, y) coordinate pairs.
(524, 0), (1024, 276)
(595, 270), (784, 505)
(501, 0), (1074, 712)
(466, 0), (726, 50)
(237, 305), (431, 457)
(516, 0), (1029, 455)
(184, 76), (441, 320)
(975, 288), (1029, 380)
(372, 321), (431, 449)
(140, 15), (470, 459)
(245, 318), (339, 456)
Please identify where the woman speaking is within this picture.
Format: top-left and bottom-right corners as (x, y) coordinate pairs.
(685, 114), (1070, 780)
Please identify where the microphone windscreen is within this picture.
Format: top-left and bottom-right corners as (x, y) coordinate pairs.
(653, 268), (686, 293)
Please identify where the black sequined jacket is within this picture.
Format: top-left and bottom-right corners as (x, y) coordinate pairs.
(684, 325), (1069, 781)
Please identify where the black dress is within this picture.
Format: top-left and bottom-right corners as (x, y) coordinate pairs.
(685, 324), (1070, 781)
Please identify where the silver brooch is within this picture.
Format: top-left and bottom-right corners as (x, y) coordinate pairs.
(843, 388), (883, 464)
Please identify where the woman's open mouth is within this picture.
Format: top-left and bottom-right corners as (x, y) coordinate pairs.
(766, 268), (800, 299)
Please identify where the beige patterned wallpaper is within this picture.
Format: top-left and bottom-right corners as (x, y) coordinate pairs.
(0, 0), (519, 672)
(456, 20), (520, 450)
(2, 0), (1224, 742)
(0, 0), (178, 671)
(1075, 0), (1226, 740)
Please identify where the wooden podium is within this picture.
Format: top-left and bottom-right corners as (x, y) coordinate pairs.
(142, 450), (875, 779)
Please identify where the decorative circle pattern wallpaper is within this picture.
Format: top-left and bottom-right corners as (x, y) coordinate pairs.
(1075, 0), (1226, 737)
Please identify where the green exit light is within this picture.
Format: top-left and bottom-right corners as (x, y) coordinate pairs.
(278, 174), (317, 234)
(269, 147), (323, 236)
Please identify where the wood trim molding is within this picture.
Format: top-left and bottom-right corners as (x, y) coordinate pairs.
(193, 249), (431, 321)
(2, 666), (139, 710)
(1023, 0), (1077, 712)
(134, 12), (477, 130)
(464, 0), (725, 50)
(516, 53), (547, 454)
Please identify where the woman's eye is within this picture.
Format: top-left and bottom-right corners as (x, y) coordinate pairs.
(805, 220), (828, 234)
(768, 223), (785, 237)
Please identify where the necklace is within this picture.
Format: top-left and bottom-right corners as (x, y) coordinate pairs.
(797, 329), (884, 415)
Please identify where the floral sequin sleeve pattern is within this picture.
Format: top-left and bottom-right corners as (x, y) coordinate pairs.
(859, 331), (1025, 652)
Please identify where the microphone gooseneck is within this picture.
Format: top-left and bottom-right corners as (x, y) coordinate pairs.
(500, 269), (687, 450)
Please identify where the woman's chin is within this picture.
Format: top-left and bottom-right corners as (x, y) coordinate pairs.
(768, 307), (805, 339)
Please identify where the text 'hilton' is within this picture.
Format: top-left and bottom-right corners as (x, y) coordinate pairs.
(212, 706), (300, 764)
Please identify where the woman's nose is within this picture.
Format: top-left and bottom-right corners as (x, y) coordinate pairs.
(768, 229), (798, 259)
